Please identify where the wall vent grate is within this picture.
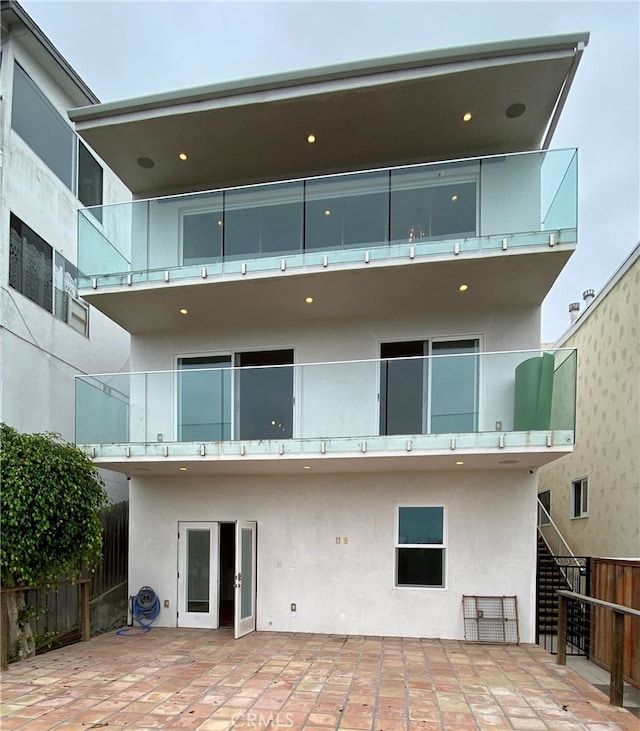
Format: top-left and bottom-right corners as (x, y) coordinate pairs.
(462, 595), (519, 644)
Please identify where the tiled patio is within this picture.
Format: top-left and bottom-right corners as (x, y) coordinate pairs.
(0, 629), (637, 730)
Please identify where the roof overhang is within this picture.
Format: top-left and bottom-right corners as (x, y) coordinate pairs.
(69, 33), (588, 197)
(1, 0), (99, 106)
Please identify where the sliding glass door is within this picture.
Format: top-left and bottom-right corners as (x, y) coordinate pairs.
(235, 350), (294, 440)
(380, 339), (479, 436)
(178, 356), (232, 441)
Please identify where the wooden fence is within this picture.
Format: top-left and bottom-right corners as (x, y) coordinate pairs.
(1, 501), (128, 665)
(90, 500), (129, 599)
(1, 580), (90, 669)
(590, 558), (640, 690)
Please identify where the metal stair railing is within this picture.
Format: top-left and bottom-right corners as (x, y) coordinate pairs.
(537, 498), (583, 591)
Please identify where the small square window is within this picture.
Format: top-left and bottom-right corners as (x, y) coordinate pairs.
(571, 478), (588, 518)
(395, 506), (445, 587)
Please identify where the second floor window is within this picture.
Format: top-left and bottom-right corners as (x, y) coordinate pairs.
(8, 214), (89, 336)
(571, 477), (588, 518)
(11, 62), (103, 212)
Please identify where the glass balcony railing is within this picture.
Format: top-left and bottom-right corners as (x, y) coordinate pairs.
(76, 349), (576, 457)
(78, 149), (577, 288)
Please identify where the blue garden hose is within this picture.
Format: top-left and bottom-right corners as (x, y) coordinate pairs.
(117, 586), (161, 636)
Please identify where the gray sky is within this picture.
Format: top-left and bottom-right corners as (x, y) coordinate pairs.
(21, 0), (640, 343)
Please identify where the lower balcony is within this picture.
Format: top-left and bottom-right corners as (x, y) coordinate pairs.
(76, 348), (576, 475)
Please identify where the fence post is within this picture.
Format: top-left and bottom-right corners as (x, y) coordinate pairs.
(556, 592), (567, 665)
(79, 581), (91, 641)
(609, 610), (624, 706)
(1, 589), (9, 669)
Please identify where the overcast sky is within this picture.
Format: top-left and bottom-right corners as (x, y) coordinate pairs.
(20, 0), (640, 343)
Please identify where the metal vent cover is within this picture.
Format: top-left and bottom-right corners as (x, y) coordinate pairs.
(463, 595), (520, 644)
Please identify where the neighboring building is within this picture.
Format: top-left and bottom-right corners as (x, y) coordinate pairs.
(0, 1), (130, 500)
(538, 243), (640, 559)
(69, 33), (588, 640)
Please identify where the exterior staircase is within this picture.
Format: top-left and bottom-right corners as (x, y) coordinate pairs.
(536, 533), (571, 638)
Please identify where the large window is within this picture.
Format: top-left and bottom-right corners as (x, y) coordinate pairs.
(11, 62), (103, 209)
(395, 506), (446, 588)
(571, 478), (588, 518)
(8, 214), (88, 335)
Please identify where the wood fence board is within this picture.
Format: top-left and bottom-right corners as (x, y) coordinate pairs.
(591, 558), (640, 689)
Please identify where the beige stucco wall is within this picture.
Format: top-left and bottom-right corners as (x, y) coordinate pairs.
(538, 250), (640, 558)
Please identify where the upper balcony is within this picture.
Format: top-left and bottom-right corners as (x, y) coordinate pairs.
(75, 347), (576, 476)
(78, 149), (577, 332)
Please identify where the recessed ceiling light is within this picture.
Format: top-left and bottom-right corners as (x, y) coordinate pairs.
(455, 461), (464, 465)
(462, 112), (473, 122)
(305, 297), (314, 304)
(451, 195), (458, 202)
(307, 134), (316, 144)
(179, 467), (187, 471)
(303, 465), (311, 470)
(217, 220), (222, 226)
(324, 209), (331, 216)
(459, 284), (469, 292)
(179, 308), (189, 315)
(137, 156), (155, 169)
(506, 103), (526, 119)
(178, 152), (188, 161)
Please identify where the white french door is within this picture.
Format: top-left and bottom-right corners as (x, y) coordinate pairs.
(177, 522), (218, 628)
(234, 521), (257, 638)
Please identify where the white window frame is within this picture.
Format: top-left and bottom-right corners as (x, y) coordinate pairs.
(394, 503), (447, 590)
(570, 477), (589, 519)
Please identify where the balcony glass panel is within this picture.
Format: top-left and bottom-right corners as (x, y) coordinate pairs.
(77, 149), (578, 288)
(76, 349), (577, 452)
(182, 208), (223, 265)
(390, 161), (478, 242)
(305, 170), (389, 250)
(430, 340), (479, 433)
(177, 356), (231, 441)
(224, 181), (303, 259)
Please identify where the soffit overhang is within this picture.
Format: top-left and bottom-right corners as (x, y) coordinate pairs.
(69, 33), (588, 197)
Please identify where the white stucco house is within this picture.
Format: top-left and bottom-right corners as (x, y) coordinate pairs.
(0, 1), (131, 501)
(68, 32), (588, 640)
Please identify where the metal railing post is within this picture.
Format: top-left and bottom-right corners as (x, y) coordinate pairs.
(557, 592), (567, 665)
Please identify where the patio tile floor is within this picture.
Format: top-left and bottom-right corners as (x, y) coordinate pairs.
(0, 629), (637, 730)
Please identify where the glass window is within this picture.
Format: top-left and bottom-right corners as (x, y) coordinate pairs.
(54, 252), (78, 322)
(396, 506), (445, 587)
(225, 182), (303, 259)
(182, 209), (223, 265)
(390, 162), (478, 243)
(186, 529), (210, 613)
(380, 338), (479, 436)
(11, 62), (75, 189)
(430, 340), (479, 433)
(9, 214), (53, 312)
(380, 341), (425, 435)
(78, 142), (103, 217)
(571, 478), (588, 518)
(178, 356), (232, 441)
(236, 350), (294, 440)
(305, 170), (389, 250)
